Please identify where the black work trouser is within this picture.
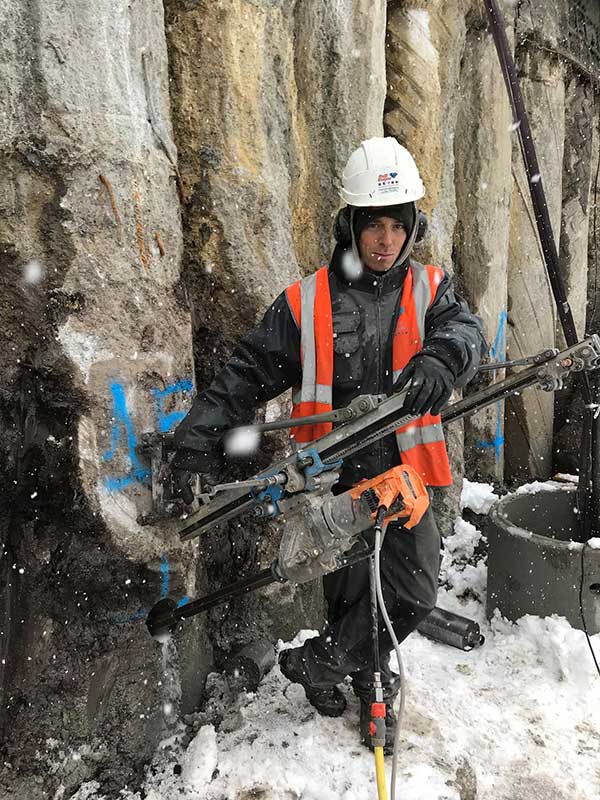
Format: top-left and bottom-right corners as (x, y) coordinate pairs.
(298, 506), (441, 699)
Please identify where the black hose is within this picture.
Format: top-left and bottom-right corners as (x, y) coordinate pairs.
(578, 542), (600, 678)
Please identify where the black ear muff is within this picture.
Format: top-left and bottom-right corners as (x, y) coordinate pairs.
(416, 210), (428, 243)
(333, 206), (352, 246)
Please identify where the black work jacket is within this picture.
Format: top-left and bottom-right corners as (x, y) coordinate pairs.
(173, 246), (487, 486)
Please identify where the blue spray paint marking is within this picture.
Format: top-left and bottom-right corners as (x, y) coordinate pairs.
(102, 381), (151, 490)
(476, 310), (507, 461)
(152, 379), (194, 434)
(102, 377), (193, 621)
(160, 555), (189, 604)
(109, 608), (148, 624)
(103, 378), (192, 488)
(111, 556), (190, 625)
(160, 555), (170, 597)
(159, 555), (190, 603)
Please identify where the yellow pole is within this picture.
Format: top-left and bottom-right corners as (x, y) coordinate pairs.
(374, 746), (388, 800)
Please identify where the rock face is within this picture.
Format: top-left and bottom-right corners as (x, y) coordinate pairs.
(0, 2), (203, 797)
(385, 0), (471, 270)
(1, 0), (388, 795)
(386, 0), (597, 485)
(164, 0), (387, 348)
(0, 0), (598, 796)
(587, 103), (600, 340)
(164, 0), (387, 652)
(553, 73), (597, 475)
(385, 0), (472, 527)
(504, 30), (566, 482)
(454, 4), (513, 482)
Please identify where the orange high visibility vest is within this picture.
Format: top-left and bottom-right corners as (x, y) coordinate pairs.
(285, 264), (452, 487)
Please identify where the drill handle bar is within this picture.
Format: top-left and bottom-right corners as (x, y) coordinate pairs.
(178, 336), (600, 542)
(234, 394), (386, 433)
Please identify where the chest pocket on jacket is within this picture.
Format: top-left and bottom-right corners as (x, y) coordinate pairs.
(333, 309), (364, 387)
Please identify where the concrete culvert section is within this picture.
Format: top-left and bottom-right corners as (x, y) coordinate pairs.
(486, 487), (600, 634)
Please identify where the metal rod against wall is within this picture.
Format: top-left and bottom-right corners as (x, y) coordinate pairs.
(483, 0), (598, 539)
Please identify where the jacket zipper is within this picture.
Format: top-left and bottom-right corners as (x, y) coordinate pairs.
(376, 277), (384, 474)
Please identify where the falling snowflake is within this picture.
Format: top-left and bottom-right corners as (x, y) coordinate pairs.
(23, 259), (44, 284)
(224, 426), (261, 457)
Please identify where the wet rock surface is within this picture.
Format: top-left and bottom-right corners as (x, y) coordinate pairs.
(0, 1), (195, 796)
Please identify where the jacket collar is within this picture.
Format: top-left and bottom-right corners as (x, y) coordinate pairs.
(330, 243), (410, 294)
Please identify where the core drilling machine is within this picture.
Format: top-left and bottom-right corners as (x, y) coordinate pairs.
(143, 336), (600, 641)
(141, 336), (600, 800)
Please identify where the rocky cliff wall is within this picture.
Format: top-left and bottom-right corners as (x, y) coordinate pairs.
(163, 0), (387, 663)
(0, 0), (388, 796)
(387, 0), (598, 484)
(455, 3), (513, 482)
(0, 0), (598, 796)
(503, 4), (566, 481)
(0, 1), (201, 796)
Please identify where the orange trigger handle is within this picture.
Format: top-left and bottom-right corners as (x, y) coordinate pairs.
(349, 464), (430, 530)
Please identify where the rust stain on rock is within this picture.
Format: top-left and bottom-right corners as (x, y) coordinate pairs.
(154, 231), (165, 257)
(133, 185), (149, 271)
(98, 173), (123, 238)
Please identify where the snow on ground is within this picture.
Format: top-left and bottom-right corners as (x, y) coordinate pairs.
(72, 480), (600, 800)
(460, 479), (499, 515)
(514, 480), (575, 495)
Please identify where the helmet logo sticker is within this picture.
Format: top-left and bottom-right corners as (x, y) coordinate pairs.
(377, 172), (400, 187)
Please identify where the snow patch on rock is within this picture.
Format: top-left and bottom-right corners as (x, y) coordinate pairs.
(181, 725), (218, 793)
(588, 537), (600, 549)
(515, 480), (569, 494)
(57, 320), (114, 383)
(460, 478), (499, 514)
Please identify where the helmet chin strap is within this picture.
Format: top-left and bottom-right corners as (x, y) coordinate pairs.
(349, 207), (363, 273)
(351, 202), (419, 273)
(393, 202), (419, 270)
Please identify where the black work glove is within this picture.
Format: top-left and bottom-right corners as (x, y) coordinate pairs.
(170, 467), (221, 505)
(171, 467), (196, 505)
(170, 447), (224, 505)
(394, 354), (456, 417)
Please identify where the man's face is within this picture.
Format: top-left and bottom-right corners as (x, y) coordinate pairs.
(358, 215), (408, 273)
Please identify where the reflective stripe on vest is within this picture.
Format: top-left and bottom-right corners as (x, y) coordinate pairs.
(286, 267), (333, 443)
(393, 262), (451, 486)
(285, 263), (452, 485)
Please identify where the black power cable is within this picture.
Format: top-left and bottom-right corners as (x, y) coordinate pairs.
(578, 542), (600, 678)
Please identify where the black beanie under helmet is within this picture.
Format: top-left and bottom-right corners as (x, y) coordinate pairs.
(352, 203), (415, 242)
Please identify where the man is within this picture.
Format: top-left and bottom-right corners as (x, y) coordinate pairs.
(172, 137), (486, 750)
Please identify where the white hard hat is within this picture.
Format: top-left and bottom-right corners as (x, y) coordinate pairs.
(339, 137), (425, 207)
